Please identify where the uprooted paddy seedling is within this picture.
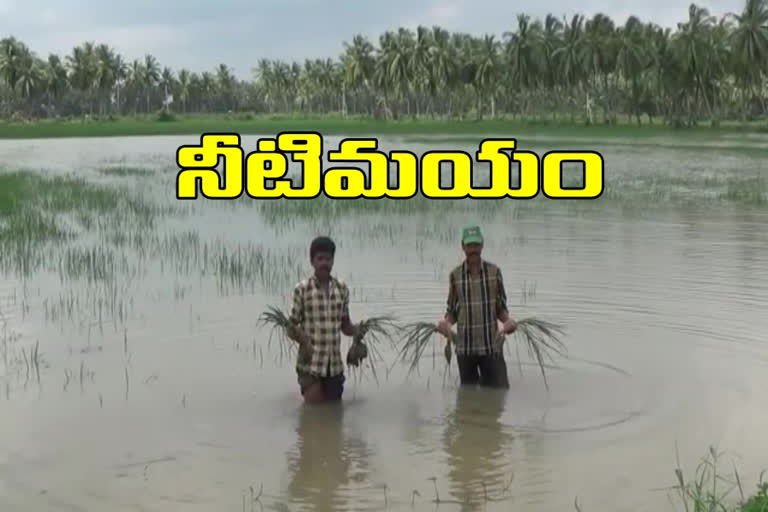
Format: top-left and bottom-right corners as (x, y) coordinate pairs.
(503, 317), (567, 390)
(394, 316), (567, 389)
(345, 314), (400, 385)
(256, 305), (399, 383)
(394, 321), (455, 378)
(256, 305), (297, 362)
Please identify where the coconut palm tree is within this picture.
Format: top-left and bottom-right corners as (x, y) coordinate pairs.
(1, 0), (766, 125)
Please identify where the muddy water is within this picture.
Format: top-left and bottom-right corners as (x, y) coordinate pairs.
(1, 135), (768, 512)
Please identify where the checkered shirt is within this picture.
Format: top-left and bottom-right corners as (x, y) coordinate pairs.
(446, 260), (508, 356)
(289, 274), (350, 377)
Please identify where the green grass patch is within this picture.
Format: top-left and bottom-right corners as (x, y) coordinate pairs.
(97, 166), (155, 177)
(720, 176), (768, 206)
(0, 170), (161, 276)
(0, 172), (68, 245)
(1, 113), (767, 140)
(669, 446), (768, 512)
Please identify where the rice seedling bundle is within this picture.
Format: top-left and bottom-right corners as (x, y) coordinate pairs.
(501, 317), (567, 390)
(257, 305), (398, 382)
(256, 305), (299, 360)
(395, 317), (567, 389)
(394, 321), (456, 377)
(345, 314), (399, 384)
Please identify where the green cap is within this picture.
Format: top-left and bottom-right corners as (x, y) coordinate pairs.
(461, 225), (484, 245)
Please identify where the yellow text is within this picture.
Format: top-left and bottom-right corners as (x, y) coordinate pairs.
(175, 134), (604, 200)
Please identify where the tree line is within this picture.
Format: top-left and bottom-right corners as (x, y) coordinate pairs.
(1, 0), (767, 127)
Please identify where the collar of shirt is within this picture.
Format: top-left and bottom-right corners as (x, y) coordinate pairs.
(309, 274), (339, 293)
(462, 259), (486, 278)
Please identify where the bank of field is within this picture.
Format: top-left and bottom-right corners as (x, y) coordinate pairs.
(2, 114), (768, 140)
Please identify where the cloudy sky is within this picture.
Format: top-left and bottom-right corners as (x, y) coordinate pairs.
(1, 0), (745, 80)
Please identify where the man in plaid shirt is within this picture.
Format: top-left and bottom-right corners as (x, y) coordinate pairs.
(286, 236), (363, 404)
(436, 225), (517, 388)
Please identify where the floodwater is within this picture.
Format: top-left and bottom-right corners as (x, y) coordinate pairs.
(1, 134), (768, 512)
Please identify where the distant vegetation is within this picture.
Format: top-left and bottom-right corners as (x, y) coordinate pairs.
(1, 0), (767, 128)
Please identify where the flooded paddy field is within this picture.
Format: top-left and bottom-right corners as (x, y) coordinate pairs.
(1, 134), (768, 512)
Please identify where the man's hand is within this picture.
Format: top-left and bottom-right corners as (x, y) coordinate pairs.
(341, 316), (365, 339)
(287, 325), (313, 363)
(287, 324), (310, 345)
(502, 318), (517, 334)
(436, 318), (452, 338)
(298, 338), (313, 364)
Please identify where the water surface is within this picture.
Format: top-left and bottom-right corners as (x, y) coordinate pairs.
(1, 135), (767, 512)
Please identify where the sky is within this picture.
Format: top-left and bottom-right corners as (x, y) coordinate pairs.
(0, 0), (746, 80)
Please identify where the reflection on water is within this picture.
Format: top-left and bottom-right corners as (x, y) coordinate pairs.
(285, 404), (375, 511)
(442, 387), (512, 510)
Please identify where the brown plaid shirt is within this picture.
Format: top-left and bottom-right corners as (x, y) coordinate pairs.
(289, 274), (350, 377)
(446, 260), (508, 356)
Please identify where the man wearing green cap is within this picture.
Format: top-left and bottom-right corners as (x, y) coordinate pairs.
(436, 225), (517, 388)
